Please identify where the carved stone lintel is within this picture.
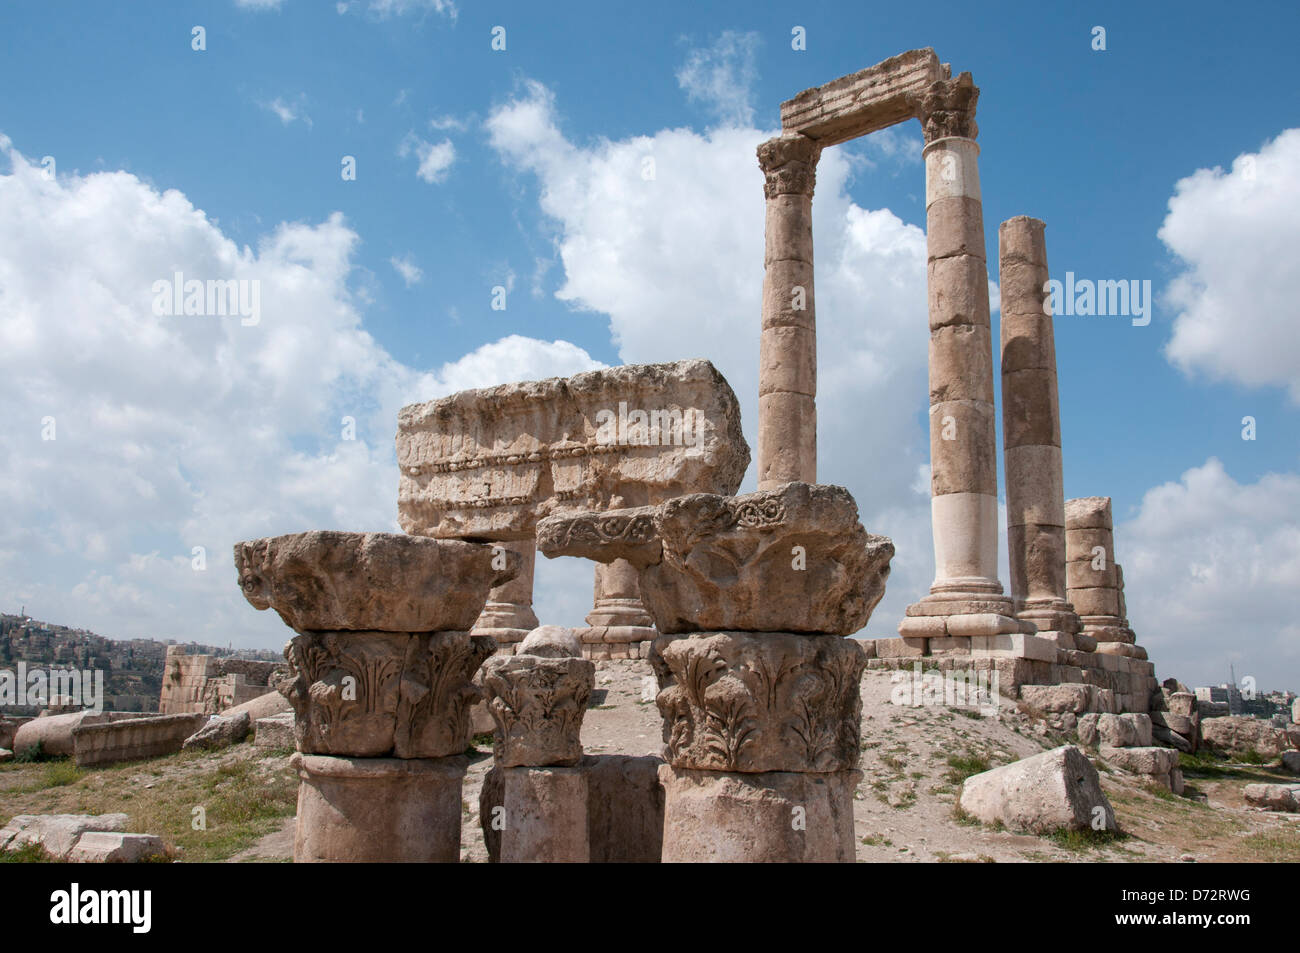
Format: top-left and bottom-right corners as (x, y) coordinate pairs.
(911, 71), (979, 142)
(280, 630), (495, 758)
(649, 631), (867, 773)
(757, 134), (822, 199)
(478, 655), (595, 767)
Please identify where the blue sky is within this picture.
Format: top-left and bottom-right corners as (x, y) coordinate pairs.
(1, 0), (1298, 691)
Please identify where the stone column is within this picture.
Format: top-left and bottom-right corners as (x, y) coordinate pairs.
(1064, 497), (1129, 646)
(756, 133), (821, 489)
(280, 628), (495, 863)
(998, 216), (1079, 646)
(583, 558), (656, 659)
(654, 631), (865, 863)
(478, 639), (595, 863)
(899, 74), (1025, 647)
(473, 539), (540, 653)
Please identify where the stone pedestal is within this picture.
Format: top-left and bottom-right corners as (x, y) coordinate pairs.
(478, 647), (596, 862)
(651, 630), (866, 863)
(498, 766), (590, 863)
(658, 765), (860, 863)
(900, 74), (1026, 647)
(756, 133), (821, 489)
(234, 532), (510, 863)
(998, 216), (1080, 646)
(291, 753), (466, 863)
(473, 540), (540, 653)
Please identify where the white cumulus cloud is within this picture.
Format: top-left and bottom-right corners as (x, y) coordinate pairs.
(1118, 457), (1300, 690)
(1160, 128), (1300, 402)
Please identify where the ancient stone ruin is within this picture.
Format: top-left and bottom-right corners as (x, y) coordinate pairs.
(223, 47), (1190, 863)
(396, 359), (748, 659)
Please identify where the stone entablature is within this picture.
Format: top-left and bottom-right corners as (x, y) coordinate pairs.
(396, 360), (749, 541)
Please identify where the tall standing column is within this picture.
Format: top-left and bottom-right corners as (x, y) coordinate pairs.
(756, 133), (821, 489)
(473, 539), (540, 654)
(999, 216), (1079, 645)
(900, 74), (1025, 645)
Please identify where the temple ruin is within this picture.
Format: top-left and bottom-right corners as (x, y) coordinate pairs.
(229, 47), (1168, 863)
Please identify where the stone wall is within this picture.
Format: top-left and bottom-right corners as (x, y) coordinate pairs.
(72, 713), (208, 767)
(158, 646), (284, 715)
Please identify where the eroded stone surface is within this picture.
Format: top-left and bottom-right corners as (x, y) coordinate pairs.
(280, 630), (495, 758)
(478, 654), (594, 767)
(539, 483), (894, 635)
(397, 360), (749, 540)
(958, 745), (1115, 834)
(650, 631), (866, 773)
(235, 532), (515, 633)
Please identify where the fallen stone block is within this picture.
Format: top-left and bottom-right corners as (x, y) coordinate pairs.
(221, 689), (291, 723)
(182, 711), (251, 751)
(1020, 684), (1092, 714)
(73, 713), (209, 767)
(12, 710), (121, 758)
(67, 832), (166, 863)
(1100, 745), (1179, 777)
(1283, 751), (1300, 774)
(1243, 783), (1300, 812)
(958, 745), (1115, 834)
(2, 813), (130, 860)
(253, 712), (296, 749)
(1152, 725), (1194, 754)
(1201, 715), (1288, 759)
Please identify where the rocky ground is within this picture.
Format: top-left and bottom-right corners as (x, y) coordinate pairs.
(3, 661), (1297, 862)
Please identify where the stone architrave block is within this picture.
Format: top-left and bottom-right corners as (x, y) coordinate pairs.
(397, 360), (750, 540)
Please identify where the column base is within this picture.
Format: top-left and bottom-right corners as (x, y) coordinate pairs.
(658, 765), (860, 863)
(291, 753), (466, 863)
(1017, 600), (1082, 650)
(899, 589), (1034, 643)
(498, 766), (590, 863)
(585, 598), (655, 629)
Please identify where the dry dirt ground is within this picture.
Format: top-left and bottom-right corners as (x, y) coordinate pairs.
(3, 661), (1298, 863)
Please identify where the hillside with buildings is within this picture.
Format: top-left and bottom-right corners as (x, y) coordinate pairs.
(0, 612), (281, 715)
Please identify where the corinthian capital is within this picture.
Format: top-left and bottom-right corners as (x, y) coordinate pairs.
(757, 134), (821, 198)
(912, 72), (980, 142)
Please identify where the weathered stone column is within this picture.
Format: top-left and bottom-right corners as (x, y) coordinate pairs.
(473, 539), (540, 653)
(899, 74), (1026, 648)
(756, 133), (821, 489)
(586, 559), (653, 628)
(478, 627), (595, 863)
(538, 483), (893, 863)
(998, 216), (1079, 646)
(233, 532), (509, 863)
(1064, 497), (1129, 645)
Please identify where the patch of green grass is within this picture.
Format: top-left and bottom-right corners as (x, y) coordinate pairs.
(859, 833), (892, 847)
(13, 742), (52, 764)
(952, 804), (982, 827)
(19, 760), (86, 792)
(945, 752), (990, 785)
(1046, 827), (1128, 851)
(0, 842), (51, 863)
(1143, 782), (1179, 801)
(880, 754), (907, 771)
(1238, 828), (1300, 863)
